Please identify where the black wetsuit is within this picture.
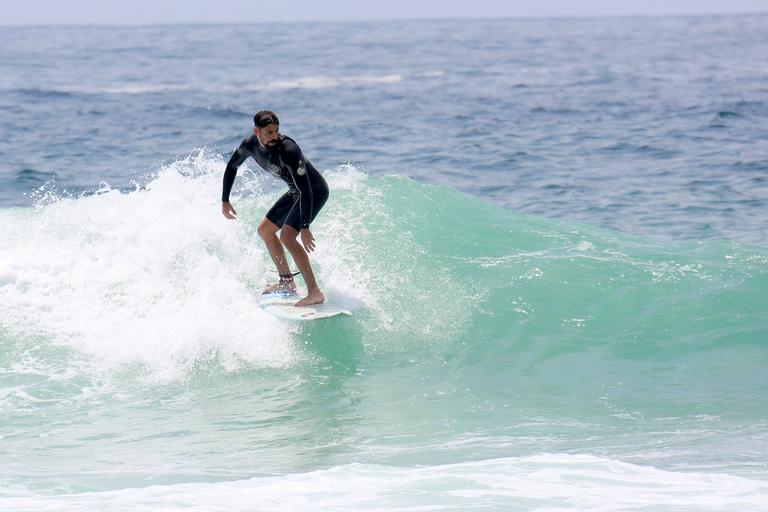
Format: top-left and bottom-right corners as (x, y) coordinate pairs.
(222, 134), (329, 230)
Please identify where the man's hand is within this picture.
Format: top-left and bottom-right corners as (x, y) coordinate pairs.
(222, 202), (237, 219)
(300, 228), (316, 253)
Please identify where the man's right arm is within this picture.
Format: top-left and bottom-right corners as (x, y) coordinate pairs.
(222, 140), (250, 203)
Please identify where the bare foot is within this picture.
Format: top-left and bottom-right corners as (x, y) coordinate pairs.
(295, 289), (325, 307)
(262, 281), (297, 295)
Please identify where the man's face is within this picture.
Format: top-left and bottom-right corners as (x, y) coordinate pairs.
(254, 123), (280, 149)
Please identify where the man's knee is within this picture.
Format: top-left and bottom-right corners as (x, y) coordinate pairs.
(258, 219), (278, 240)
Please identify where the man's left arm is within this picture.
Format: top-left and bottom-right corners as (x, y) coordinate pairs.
(283, 140), (317, 252)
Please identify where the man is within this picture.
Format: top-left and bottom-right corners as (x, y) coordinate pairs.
(221, 111), (329, 307)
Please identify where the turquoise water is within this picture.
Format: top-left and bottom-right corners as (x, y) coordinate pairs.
(1, 163), (767, 509)
(1, 14), (768, 511)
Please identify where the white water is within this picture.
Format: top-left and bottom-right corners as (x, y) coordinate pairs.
(2, 455), (767, 511)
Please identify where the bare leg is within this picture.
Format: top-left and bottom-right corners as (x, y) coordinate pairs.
(257, 218), (296, 294)
(279, 225), (324, 306)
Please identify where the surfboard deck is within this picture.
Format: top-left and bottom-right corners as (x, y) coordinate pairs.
(259, 292), (353, 321)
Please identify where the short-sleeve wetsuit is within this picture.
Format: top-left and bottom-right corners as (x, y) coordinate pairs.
(222, 134), (329, 231)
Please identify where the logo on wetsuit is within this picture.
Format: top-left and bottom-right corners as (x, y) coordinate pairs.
(297, 163), (306, 176)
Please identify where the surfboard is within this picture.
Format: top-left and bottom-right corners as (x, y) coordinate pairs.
(259, 292), (353, 321)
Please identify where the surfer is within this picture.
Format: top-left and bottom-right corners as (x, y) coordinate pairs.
(221, 111), (329, 307)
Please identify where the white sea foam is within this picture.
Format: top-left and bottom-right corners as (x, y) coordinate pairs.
(1, 454), (766, 511)
(99, 84), (192, 95)
(1, 154), (474, 381)
(4, 72), (410, 97)
(248, 73), (404, 92)
(0, 152), (329, 379)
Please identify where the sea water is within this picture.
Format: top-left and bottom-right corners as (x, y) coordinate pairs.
(1, 15), (767, 511)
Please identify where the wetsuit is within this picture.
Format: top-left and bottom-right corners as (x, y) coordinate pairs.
(222, 134), (329, 231)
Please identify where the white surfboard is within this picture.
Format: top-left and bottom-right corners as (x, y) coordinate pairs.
(259, 292), (353, 321)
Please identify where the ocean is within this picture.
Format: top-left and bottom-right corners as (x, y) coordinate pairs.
(1, 14), (767, 511)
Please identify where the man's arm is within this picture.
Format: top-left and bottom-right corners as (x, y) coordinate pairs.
(222, 139), (250, 203)
(282, 139), (315, 230)
(282, 139), (318, 252)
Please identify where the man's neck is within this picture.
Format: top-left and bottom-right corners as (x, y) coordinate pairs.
(256, 136), (279, 151)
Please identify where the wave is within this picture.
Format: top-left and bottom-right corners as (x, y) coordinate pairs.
(247, 73), (404, 92)
(0, 152), (766, 403)
(2, 454), (766, 511)
(2, 72), (419, 98)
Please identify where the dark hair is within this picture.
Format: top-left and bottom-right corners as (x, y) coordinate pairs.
(254, 110), (279, 128)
